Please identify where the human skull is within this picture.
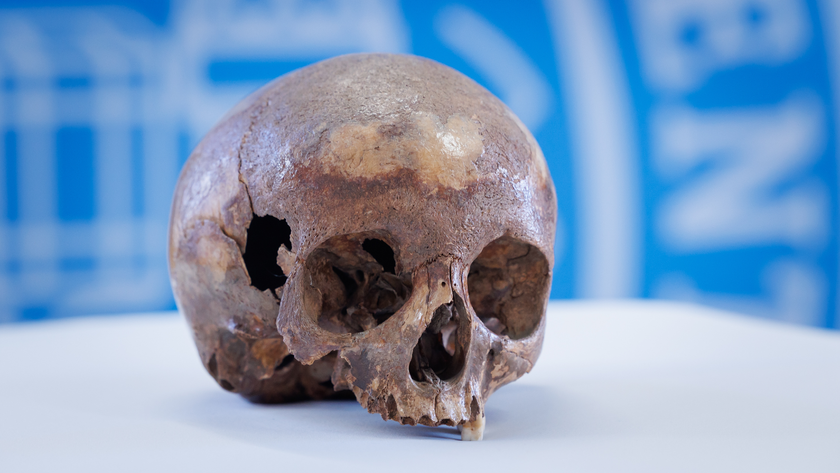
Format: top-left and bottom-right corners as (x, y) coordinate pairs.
(169, 53), (556, 441)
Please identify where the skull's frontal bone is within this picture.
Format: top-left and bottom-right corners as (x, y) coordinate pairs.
(168, 53), (556, 440)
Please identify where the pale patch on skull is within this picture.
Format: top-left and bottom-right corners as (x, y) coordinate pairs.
(193, 224), (242, 285)
(276, 246), (295, 276)
(320, 112), (484, 189)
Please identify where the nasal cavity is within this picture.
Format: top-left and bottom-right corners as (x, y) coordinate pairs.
(409, 294), (468, 384)
(243, 214), (291, 294)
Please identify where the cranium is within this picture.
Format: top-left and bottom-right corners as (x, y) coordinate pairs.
(169, 53), (556, 440)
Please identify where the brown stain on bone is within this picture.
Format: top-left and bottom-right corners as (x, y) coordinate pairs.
(320, 112), (484, 189)
(250, 338), (291, 379)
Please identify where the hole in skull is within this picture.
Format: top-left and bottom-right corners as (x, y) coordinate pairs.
(362, 238), (396, 274)
(243, 214), (292, 293)
(303, 233), (412, 334)
(207, 353), (218, 379)
(467, 236), (549, 339)
(274, 354), (295, 372)
(332, 267), (358, 295)
(409, 293), (468, 384)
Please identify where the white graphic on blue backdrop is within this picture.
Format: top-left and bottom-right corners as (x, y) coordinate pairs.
(0, 0), (412, 321)
(0, 0), (836, 329)
(0, 6), (175, 321)
(547, 0), (642, 299)
(631, 0), (811, 92)
(622, 0), (836, 327)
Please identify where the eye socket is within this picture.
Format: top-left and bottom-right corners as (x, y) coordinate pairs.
(467, 236), (549, 339)
(302, 233), (412, 334)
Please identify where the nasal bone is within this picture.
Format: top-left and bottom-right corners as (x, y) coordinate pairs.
(425, 258), (455, 309)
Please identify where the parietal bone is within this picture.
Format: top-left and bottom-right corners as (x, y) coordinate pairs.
(168, 53), (556, 441)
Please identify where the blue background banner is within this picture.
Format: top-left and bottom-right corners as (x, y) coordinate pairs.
(0, 0), (836, 329)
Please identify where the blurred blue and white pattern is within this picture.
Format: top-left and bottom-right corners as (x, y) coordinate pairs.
(0, 0), (837, 328)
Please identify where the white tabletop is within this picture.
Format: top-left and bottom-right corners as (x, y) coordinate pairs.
(1, 300), (838, 472)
